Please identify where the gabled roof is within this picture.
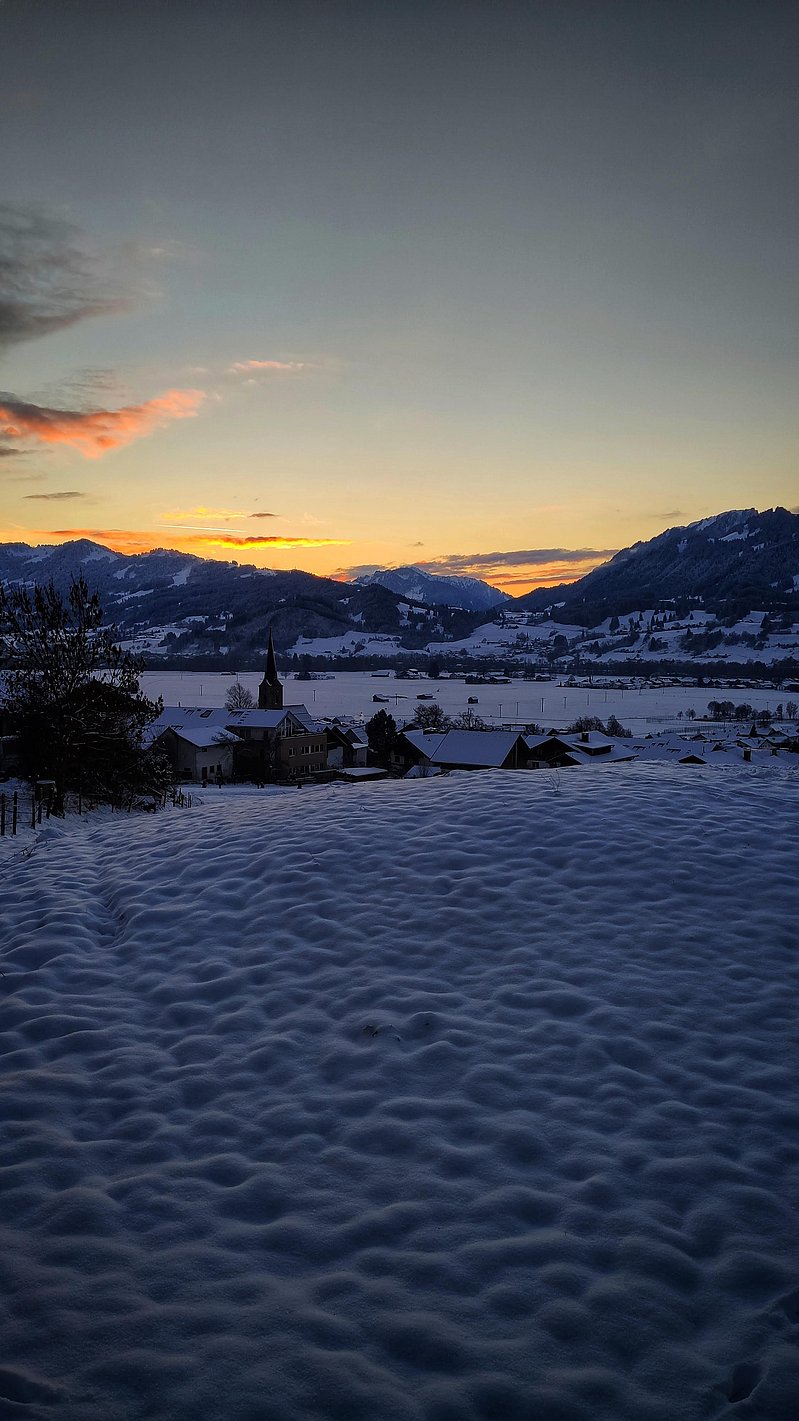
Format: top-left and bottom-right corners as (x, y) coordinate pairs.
(150, 703), (321, 736)
(564, 731), (617, 752)
(407, 729), (525, 768)
(524, 733), (574, 752)
(225, 705), (319, 731)
(401, 729), (448, 756)
(569, 742), (638, 764)
(161, 725), (239, 749)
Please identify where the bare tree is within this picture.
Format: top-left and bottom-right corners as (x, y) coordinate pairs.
(225, 682), (255, 710)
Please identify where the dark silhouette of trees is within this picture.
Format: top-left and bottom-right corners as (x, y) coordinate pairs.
(365, 709), (398, 766)
(412, 703), (449, 732)
(0, 577), (168, 811)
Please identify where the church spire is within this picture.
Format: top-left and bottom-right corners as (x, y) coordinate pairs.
(258, 626), (283, 709)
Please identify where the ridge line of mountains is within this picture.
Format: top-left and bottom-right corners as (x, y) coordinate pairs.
(1, 506), (797, 665)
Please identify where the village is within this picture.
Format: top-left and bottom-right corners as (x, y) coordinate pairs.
(150, 631), (799, 789)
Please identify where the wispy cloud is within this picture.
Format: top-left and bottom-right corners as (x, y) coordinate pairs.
(251, 511), (278, 519)
(195, 535), (349, 550)
(0, 203), (129, 352)
(0, 388), (205, 457)
(160, 505), (250, 522)
(24, 490), (85, 501)
(228, 359), (309, 375)
(158, 523), (245, 535)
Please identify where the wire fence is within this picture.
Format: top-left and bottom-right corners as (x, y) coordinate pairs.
(0, 785), (193, 836)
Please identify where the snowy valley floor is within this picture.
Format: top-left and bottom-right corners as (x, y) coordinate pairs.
(1, 767), (798, 1421)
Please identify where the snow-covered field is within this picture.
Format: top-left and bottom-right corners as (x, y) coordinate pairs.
(141, 670), (791, 731)
(2, 768), (799, 1419)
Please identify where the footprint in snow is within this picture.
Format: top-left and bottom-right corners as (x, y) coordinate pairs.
(724, 1361), (761, 1405)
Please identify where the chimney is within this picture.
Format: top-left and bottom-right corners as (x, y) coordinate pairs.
(581, 731), (589, 742)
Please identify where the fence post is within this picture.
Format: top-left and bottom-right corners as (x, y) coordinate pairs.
(0, 794), (5, 837)
(12, 791), (18, 836)
(31, 794), (36, 829)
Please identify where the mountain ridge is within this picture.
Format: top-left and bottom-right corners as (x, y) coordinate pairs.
(1, 507), (797, 664)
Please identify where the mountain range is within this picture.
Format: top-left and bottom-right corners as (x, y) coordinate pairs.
(0, 507), (797, 665)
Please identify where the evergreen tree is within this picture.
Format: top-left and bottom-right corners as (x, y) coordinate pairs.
(0, 577), (168, 811)
(365, 709), (398, 766)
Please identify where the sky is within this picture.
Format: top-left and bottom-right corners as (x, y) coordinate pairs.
(1, 0), (797, 594)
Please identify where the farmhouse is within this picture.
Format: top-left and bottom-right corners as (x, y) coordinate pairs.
(152, 704), (327, 782)
(394, 729), (529, 774)
(157, 724), (238, 784)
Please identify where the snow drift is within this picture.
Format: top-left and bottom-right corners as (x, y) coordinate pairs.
(1, 767), (798, 1419)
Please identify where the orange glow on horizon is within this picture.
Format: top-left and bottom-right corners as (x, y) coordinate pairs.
(0, 526), (607, 595)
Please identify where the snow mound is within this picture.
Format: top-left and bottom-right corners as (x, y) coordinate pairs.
(2, 768), (799, 1420)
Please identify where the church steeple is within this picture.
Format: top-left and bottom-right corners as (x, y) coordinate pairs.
(258, 627), (283, 709)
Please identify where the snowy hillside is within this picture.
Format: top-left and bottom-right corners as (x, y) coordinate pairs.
(2, 769), (799, 1419)
(520, 506), (799, 623)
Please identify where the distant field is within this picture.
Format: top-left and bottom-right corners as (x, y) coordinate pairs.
(141, 670), (791, 730)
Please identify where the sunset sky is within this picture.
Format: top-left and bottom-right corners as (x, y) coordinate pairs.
(1, 1), (796, 594)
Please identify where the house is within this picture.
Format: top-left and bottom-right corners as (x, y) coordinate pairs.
(231, 708), (327, 781)
(152, 704), (327, 782)
(563, 732), (638, 765)
(158, 724), (238, 783)
(395, 728), (529, 774)
(523, 733), (583, 768)
(325, 722), (369, 770)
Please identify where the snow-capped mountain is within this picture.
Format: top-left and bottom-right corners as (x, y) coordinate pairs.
(355, 565), (509, 612)
(0, 539), (481, 661)
(518, 508), (799, 622)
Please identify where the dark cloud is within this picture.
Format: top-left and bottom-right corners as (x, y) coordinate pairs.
(342, 564), (382, 579)
(24, 490), (86, 501)
(250, 511), (278, 518)
(0, 203), (128, 353)
(418, 548), (617, 575)
(0, 444), (25, 457)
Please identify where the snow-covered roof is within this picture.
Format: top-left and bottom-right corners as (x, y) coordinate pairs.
(163, 726), (239, 749)
(570, 743), (638, 764)
(223, 705), (319, 732)
(150, 704), (321, 736)
(564, 731), (617, 751)
(524, 733), (574, 751)
(402, 727), (524, 767)
(401, 730), (448, 756)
